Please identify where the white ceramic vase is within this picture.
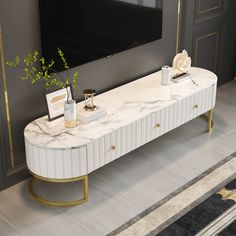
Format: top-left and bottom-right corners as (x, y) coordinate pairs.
(64, 100), (76, 128)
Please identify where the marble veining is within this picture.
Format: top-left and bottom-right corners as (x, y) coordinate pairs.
(24, 67), (217, 150)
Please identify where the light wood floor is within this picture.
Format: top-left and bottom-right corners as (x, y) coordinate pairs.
(0, 81), (236, 236)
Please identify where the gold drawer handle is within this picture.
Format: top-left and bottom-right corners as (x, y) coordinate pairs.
(111, 145), (116, 150)
(193, 105), (198, 109)
(155, 123), (160, 128)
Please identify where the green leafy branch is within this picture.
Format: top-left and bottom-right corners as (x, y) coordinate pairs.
(6, 48), (79, 103)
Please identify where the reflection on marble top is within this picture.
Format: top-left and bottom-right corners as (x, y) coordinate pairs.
(24, 67), (217, 149)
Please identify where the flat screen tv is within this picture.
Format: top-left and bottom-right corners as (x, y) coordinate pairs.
(39, 0), (163, 72)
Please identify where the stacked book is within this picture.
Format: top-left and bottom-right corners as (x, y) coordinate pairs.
(77, 106), (107, 123)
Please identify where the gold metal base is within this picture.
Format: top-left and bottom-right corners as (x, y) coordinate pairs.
(83, 105), (96, 111)
(200, 109), (214, 133)
(28, 172), (88, 207)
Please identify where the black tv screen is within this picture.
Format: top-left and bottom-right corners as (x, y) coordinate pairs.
(39, 0), (163, 71)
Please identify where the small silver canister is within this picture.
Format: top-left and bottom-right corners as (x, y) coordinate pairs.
(161, 65), (171, 86)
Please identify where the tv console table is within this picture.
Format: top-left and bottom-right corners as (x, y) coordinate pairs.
(24, 67), (217, 206)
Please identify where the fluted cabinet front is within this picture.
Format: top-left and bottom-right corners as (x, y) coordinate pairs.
(25, 141), (87, 179)
(86, 83), (216, 173)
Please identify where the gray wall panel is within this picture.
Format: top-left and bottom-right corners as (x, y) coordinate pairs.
(0, 0), (43, 181)
(181, 0), (236, 86)
(192, 25), (222, 73)
(195, 0), (224, 18)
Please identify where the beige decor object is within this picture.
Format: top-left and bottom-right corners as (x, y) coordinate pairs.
(172, 49), (191, 75)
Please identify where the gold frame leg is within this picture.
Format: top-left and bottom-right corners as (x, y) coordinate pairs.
(207, 109), (213, 133)
(28, 174), (88, 207)
(200, 109), (214, 133)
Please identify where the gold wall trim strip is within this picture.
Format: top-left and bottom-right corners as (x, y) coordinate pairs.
(198, 0), (222, 14)
(194, 31), (219, 71)
(0, 26), (15, 169)
(5, 163), (26, 177)
(176, 0), (181, 54)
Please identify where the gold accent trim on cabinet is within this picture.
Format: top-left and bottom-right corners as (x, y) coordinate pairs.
(194, 31), (219, 71)
(176, 0), (181, 54)
(207, 109), (213, 133)
(198, 0), (222, 14)
(28, 168), (87, 183)
(200, 109), (214, 133)
(0, 26), (15, 169)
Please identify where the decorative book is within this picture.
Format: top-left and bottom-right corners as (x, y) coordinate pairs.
(77, 106), (107, 123)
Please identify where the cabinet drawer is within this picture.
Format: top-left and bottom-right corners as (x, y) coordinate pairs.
(147, 85), (215, 140)
(146, 102), (177, 141)
(179, 85), (214, 124)
(87, 125), (133, 172)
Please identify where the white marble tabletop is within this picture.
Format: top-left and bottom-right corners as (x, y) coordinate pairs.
(24, 67), (217, 150)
